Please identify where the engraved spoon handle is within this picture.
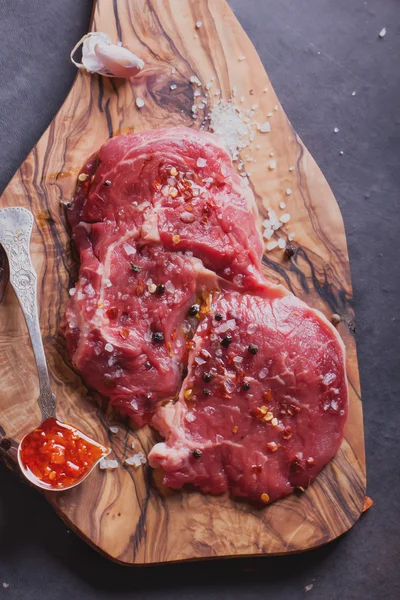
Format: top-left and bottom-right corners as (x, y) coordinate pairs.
(0, 207), (56, 420)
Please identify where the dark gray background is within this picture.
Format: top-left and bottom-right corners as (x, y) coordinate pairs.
(0, 1), (399, 598)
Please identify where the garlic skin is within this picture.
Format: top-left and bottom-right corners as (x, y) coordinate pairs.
(70, 32), (144, 78)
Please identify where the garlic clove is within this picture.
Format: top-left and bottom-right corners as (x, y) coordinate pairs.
(94, 43), (144, 78)
(70, 32), (144, 79)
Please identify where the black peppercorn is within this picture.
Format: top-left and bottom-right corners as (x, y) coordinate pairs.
(285, 243), (296, 259)
(248, 343), (258, 355)
(188, 304), (200, 317)
(103, 180), (112, 186)
(145, 361), (152, 370)
(221, 334), (233, 348)
(192, 449), (202, 458)
(155, 284), (165, 295)
(152, 332), (164, 344)
(202, 372), (212, 383)
(130, 263), (142, 273)
(214, 313), (223, 321)
(203, 388), (211, 396)
(242, 381), (251, 391)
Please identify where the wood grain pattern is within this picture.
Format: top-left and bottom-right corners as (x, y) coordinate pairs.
(0, 0), (366, 564)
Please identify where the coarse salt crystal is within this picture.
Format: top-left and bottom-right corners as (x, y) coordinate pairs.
(107, 459), (119, 469)
(280, 202), (286, 209)
(379, 27), (386, 38)
(170, 84), (177, 90)
(258, 121), (271, 133)
(136, 97), (145, 108)
(69, 288), (76, 296)
(352, 91), (356, 96)
(190, 75), (201, 85)
(278, 238), (287, 249)
(259, 368), (268, 379)
(247, 323), (257, 334)
(289, 166), (295, 171)
(105, 343), (114, 352)
(99, 458), (108, 470)
(196, 21), (203, 28)
(197, 157), (207, 167)
(288, 232), (296, 241)
(263, 228), (274, 240)
(339, 150), (344, 155)
(233, 355), (244, 364)
(268, 160), (276, 170)
(186, 412), (196, 422)
(285, 188), (292, 195)
(280, 213), (291, 223)
(274, 104), (278, 111)
(334, 127), (339, 133)
(206, 81), (213, 90)
(251, 103), (258, 110)
(123, 242), (136, 255)
(266, 240), (278, 251)
(238, 55), (246, 61)
(110, 426), (119, 434)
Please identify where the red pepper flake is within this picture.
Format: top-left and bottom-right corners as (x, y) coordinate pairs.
(293, 311), (300, 316)
(152, 179), (162, 192)
(282, 426), (292, 440)
(263, 390), (273, 403)
(172, 234), (181, 245)
(362, 496), (374, 513)
(290, 404), (301, 414)
(171, 328), (177, 341)
(306, 456), (315, 466)
(251, 464), (263, 474)
(119, 328), (130, 340)
(266, 441), (278, 453)
(260, 493), (270, 503)
(186, 340), (195, 350)
(232, 425), (238, 434)
(106, 307), (118, 320)
(167, 341), (173, 358)
(135, 279), (145, 296)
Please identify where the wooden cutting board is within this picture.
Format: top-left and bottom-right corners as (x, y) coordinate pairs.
(0, 0), (366, 564)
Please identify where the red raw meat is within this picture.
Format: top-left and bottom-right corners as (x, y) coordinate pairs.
(149, 288), (347, 504)
(62, 127), (348, 504)
(62, 128), (262, 425)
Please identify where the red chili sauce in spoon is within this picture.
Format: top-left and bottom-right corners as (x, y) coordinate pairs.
(19, 418), (108, 489)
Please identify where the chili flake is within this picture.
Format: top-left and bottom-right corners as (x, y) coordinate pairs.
(106, 307), (118, 319)
(266, 442), (278, 452)
(184, 388), (193, 400)
(119, 328), (130, 340)
(172, 234), (181, 244)
(232, 426), (238, 434)
(260, 493), (270, 503)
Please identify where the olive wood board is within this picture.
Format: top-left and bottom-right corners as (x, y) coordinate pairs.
(0, 0), (366, 565)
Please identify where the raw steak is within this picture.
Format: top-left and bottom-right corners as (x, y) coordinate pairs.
(62, 128), (263, 426)
(149, 288), (347, 504)
(62, 126), (348, 503)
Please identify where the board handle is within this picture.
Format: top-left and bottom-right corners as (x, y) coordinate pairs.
(0, 207), (56, 421)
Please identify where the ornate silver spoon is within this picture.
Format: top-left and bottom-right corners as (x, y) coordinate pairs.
(0, 207), (110, 491)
